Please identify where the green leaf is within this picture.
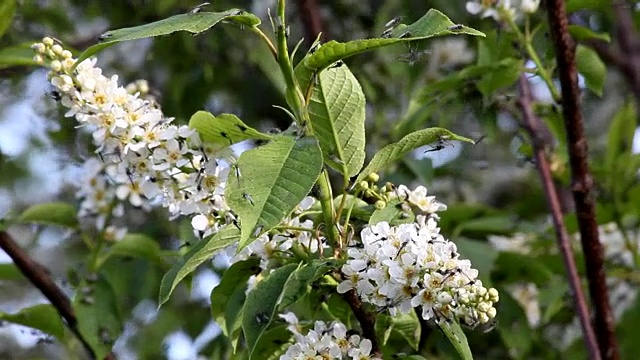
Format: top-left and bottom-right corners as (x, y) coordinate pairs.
(0, 263), (23, 280)
(476, 60), (522, 96)
(242, 263), (298, 359)
(226, 136), (323, 249)
(18, 202), (78, 228)
(576, 45), (606, 96)
(159, 225), (239, 306)
(437, 319), (473, 360)
(369, 198), (415, 226)
(210, 258), (261, 339)
(376, 312), (421, 350)
(74, 277), (123, 359)
(189, 111), (272, 147)
(354, 128), (474, 184)
(76, 9), (259, 65)
(295, 9), (484, 92)
(278, 259), (337, 310)
(605, 101), (636, 172)
(0, 43), (41, 69)
(0, 0), (16, 39)
(109, 233), (162, 263)
(568, 25), (610, 43)
(0, 304), (65, 340)
(308, 63), (366, 178)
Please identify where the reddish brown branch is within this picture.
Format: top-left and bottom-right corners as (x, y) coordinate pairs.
(0, 230), (113, 360)
(517, 75), (601, 360)
(295, 0), (326, 44)
(342, 289), (381, 357)
(546, 2), (620, 359)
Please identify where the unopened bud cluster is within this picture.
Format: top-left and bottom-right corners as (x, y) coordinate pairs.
(338, 185), (498, 328)
(32, 38), (233, 237)
(278, 313), (381, 360)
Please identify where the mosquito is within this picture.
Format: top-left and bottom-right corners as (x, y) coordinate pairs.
(189, 2), (210, 14)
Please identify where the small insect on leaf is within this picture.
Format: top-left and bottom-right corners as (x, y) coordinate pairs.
(309, 42), (322, 55)
(328, 60), (344, 69)
(98, 33), (113, 42)
(448, 24), (464, 31)
(397, 49), (431, 66)
(242, 192), (255, 206)
(399, 31), (412, 39)
(189, 2), (210, 14)
(235, 124), (248, 132)
(252, 224), (264, 238)
(384, 16), (403, 29)
(381, 28), (394, 38)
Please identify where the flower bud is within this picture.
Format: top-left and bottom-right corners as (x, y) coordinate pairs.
(488, 288), (499, 302)
(374, 200), (386, 210)
(358, 181), (369, 190)
(61, 50), (73, 59)
(367, 172), (380, 183)
(42, 37), (54, 46)
(33, 55), (44, 64)
(486, 306), (497, 319)
(51, 44), (63, 56)
(50, 60), (62, 72)
(521, 0), (540, 14)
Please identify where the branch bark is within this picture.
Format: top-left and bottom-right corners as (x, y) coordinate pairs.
(342, 289), (381, 357)
(295, 0), (326, 44)
(0, 230), (113, 360)
(546, 2), (620, 359)
(516, 75), (600, 360)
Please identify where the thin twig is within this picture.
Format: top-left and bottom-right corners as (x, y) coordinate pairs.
(296, 0), (326, 44)
(516, 75), (601, 360)
(546, 2), (620, 359)
(342, 289), (381, 357)
(0, 230), (113, 360)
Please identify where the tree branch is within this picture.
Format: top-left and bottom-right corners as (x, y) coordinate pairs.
(295, 0), (326, 44)
(342, 289), (381, 357)
(516, 75), (601, 360)
(546, 2), (620, 359)
(0, 230), (113, 360)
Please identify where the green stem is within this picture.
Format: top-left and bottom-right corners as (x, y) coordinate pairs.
(317, 169), (340, 248)
(504, 12), (561, 103)
(274, 0), (338, 251)
(250, 26), (278, 59)
(276, 0), (306, 123)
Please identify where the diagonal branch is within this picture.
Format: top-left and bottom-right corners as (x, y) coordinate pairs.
(342, 289), (381, 357)
(0, 230), (114, 360)
(516, 75), (600, 360)
(546, 2), (620, 359)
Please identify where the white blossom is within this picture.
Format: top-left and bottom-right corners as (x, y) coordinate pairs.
(279, 317), (381, 360)
(339, 206), (498, 327)
(33, 38), (234, 236)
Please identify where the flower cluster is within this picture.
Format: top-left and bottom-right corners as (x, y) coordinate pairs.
(466, 0), (540, 22)
(32, 37), (233, 237)
(338, 188), (498, 327)
(279, 313), (380, 360)
(233, 197), (326, 269)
